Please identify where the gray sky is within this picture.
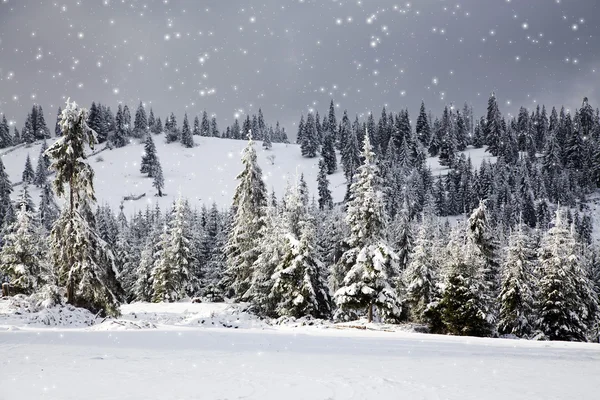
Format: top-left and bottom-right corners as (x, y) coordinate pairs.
(0, 0), (598, 132)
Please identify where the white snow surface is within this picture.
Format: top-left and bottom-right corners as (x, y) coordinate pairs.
(1, 299), (599, 400)
(1, 137), (494, 214)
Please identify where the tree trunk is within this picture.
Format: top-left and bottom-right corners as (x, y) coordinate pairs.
(367, 302), (373, 323)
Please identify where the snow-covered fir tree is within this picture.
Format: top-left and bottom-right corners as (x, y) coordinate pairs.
(45, 99), (121, 317)
(140, 132), (159, 177)
(152, 159), (165, 197)
(497, 222), (535, 337)
(181, 113), (194, 148)
(0, 204), (45, 294)
(224, 134), (268, 299)
(151, 195), (194, 302)
(22, 154), (35, 184)
(317, 158), (333, 210)
(334, 133), (401, 322)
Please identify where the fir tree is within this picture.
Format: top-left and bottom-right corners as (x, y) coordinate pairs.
(224, 136), (268, 299)
(13, 127), (21, 145)
(111, 105), (128, 148)
(55, 106), (63, 136)
(133, 102), (148, 138)
(317, 159), (333, 210)
(262, 126), (273, 150)
(0, 158), (13, 228)
(210, 116), (219, 137)
(416, 101), (431, 147)
(536, 209), (598, 341)
(322, 131), (337, 174)
(152, 160), (165, 197)
(140, 132), (159, 177)
(46, 99), (121, 316)
(0, 115), (12, 148)
(334, 133), (401, 322)
(403, 217), (437, 323)
(38, 183), (59, 232)
(201, 111), (210, 137)
(498, 222), (535, 337)
(181, 114), (194, 148)
(193, 115), (201, 136)
(151, 195), (194, 302)
(165, 113), (179, 143)
(0, 204), (45, 294)
(33, 140), (50, 187)
(341, 123), (361, 183)
(148, 108), (156, 134)
(301, 113), (319, 157)
(22, 154), (35, 184)
(271, 216), (331, 319)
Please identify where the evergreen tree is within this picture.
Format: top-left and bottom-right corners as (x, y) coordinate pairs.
(536, 209), (598, 341)
(13, 127), (21, 145)
(334, 134), (401, 322)
(87, 102), (106, 143)
(165, 113), (179, 143)
(193, 115), (201, 136)
(210, 116), (219, 137)
(341, 123), (361, 183)
(46, 99), (121, 316)
(317, 159), (333, 210)
(140, 132), (159, 177)
(0, 115), (12, 148)
(133, 102), (148, 138)
(262, 126), (272, 150)
(38, 183), (59, 232)
(154, 117), (163, 135)
(498, 222), (535, 337)
(151, 195), (194, 302)
(55, 106), (63, 136)
(148, 108), (156, 134)
(438, 107), (457, 167)
(224, 136), (267, 299)
(34, 140), (50, 187)
(152, 160), (165, 197)
(301, 113), (319, 157)
(440, 224), (493, 337)
(322, 131), (337, 174)
(134, 222), (163, 302)
(485, 92), (504, 155)
(403, 217), (437, 323)
(35, 105), (51, 140)
(122, 104), (132, 137)
(111, 105), (128, 148)
(0, 158), (13, 228)
(22, 154), (35, 184)
(201, 111), (210, 137)
(416, 101), (431, 147)
(22, 113), (34, 144)
(181, 114), (194, 148)
(0, 204), (45, 294)
(271, 215), (331, 319)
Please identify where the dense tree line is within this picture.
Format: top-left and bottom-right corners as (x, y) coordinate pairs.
(1, 96), (599, 342)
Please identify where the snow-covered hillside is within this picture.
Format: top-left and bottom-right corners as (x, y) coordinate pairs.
(0, 300), (598, 400)
(1, 137), (496, 215)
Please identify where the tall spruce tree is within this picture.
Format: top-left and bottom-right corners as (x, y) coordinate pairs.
(22, 154), (35, 184)
(334, 133), (401, 322)
(140, 132), (159, 177)
(46, 99), (121, 316)
(181, 114), (194, 148)
(317, 158), (333, 210)
(133, 102), (148, 139)
(224, 135), (268, 299)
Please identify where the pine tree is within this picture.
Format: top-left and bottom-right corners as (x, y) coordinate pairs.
(341, 123), (361, 183)
(438, 107), (457, 167)
(35, 106), (51, 139)
(0, 157), (13, 228)
(271, 216), (331, 319)
(317, 159), (333, 210)
(210, 116), (219, 137)
(46, 99), (121, 317)
(403, 217), (437, 323)
(498, 222), (535, 337)
(536, 209), (598, 341)
(181, 114), (194, 148)
(22, 114), (34, 144)
(334, 133), (401, 322)
(152, 160), (165, 197)
(140, 132), (159, 177)
(0, 204), (45, 294)
(193, 115), (201, 136)
(148, 108), (156, 134)
(122, 105), (132, 137)
(151, 195), (194, 302)
(87, 102), (106, 143)
(13, 127), (21, 145)
(33, 140), (50, 187)
(224, 136), (267, 299)
(322, 131), (337, 174)
(416, 101), (431, 147)
(200, 111), (210, 137)
(0, 115), (12, 148)
(22, 154), (35, 184)
(55, 106), (63, 136)
(485, 92), (504, 155)
(111, 105), (128, 148)
(301, 113), (319, 157)
(440, 223), (493, 337)
(38, 183), (59, 232)
(165, 113), (179, 143)
(133, 102), (148, 138)
(154, 117), (163, 135)
(262, 126), (273, 150)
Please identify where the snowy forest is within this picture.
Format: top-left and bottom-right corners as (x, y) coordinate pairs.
(1, 93), (600, 343)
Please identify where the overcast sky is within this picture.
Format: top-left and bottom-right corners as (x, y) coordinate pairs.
(0, 0), (598, 132)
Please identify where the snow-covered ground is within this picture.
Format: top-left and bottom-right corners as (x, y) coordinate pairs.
(1, 137), (494, 215)
(1, 300), (599, 400)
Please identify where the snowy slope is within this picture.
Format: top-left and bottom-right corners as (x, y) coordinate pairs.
(0, 301), (598, 400)
(1, 137), (494, 215)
